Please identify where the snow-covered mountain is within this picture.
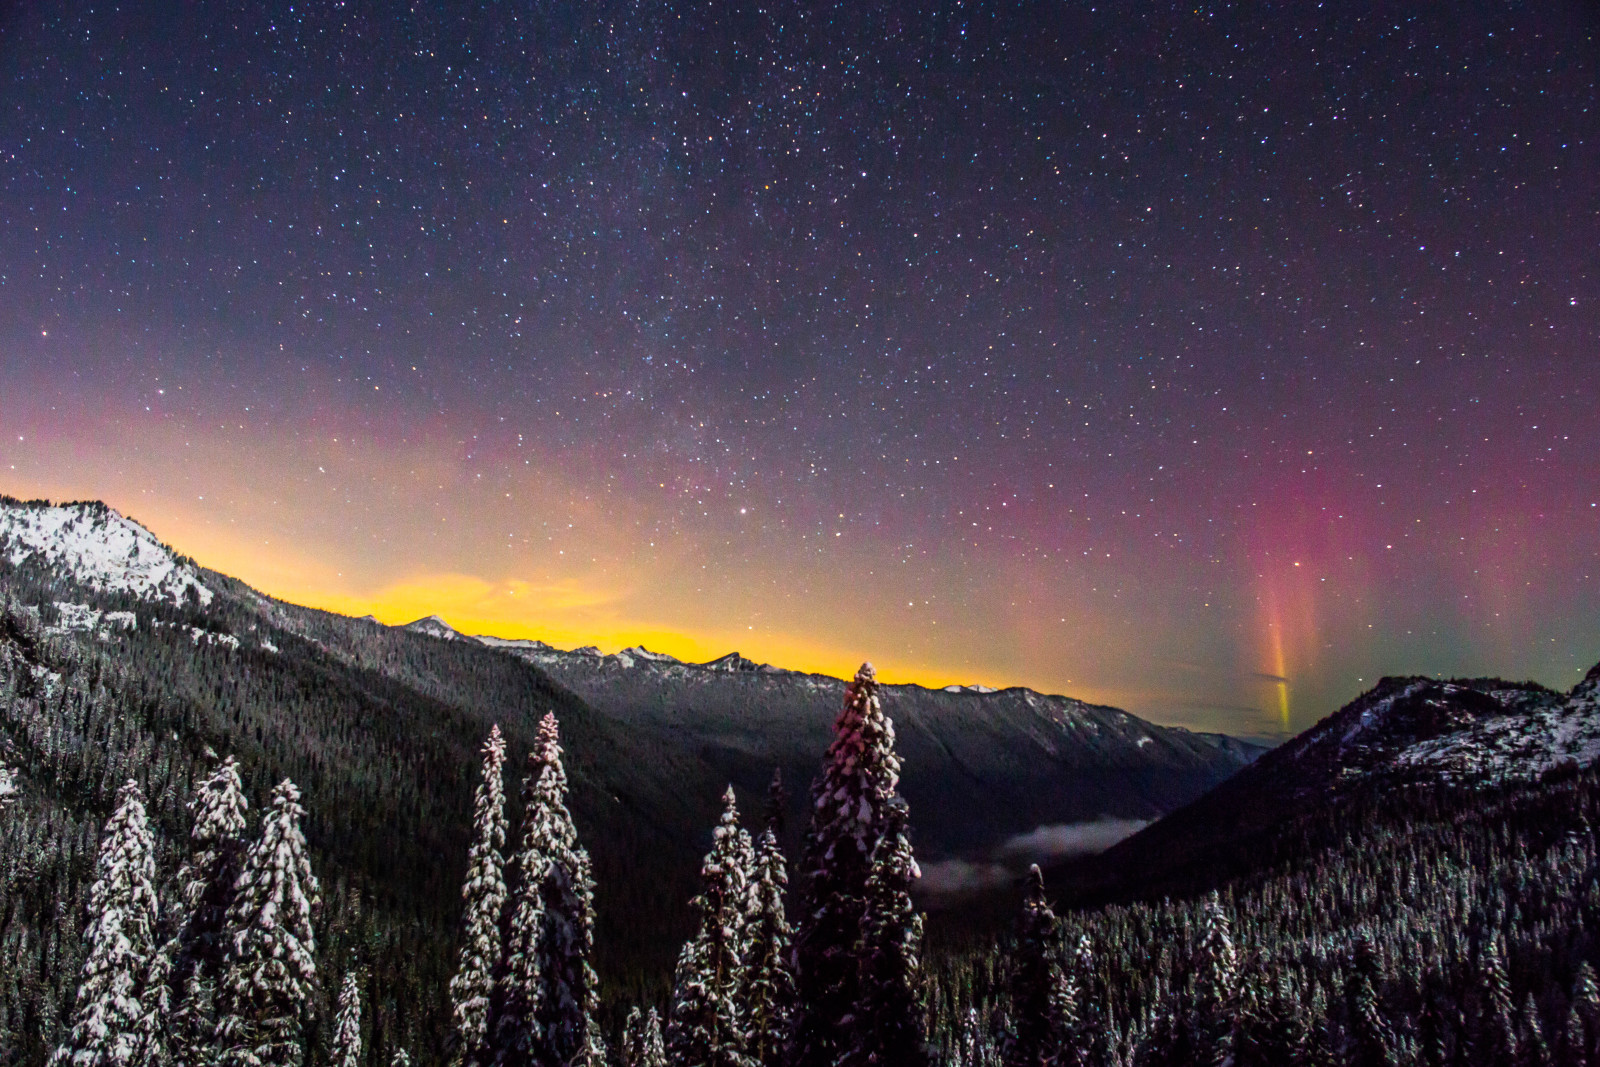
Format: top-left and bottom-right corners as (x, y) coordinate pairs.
(1068, 664), (1600, 902)
(0, 498), (212, 606)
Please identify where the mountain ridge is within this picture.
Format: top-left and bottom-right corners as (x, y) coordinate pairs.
(1053, 661), (1600, 907)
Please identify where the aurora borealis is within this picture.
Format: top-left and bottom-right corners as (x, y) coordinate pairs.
(1, 2), (1595, 738)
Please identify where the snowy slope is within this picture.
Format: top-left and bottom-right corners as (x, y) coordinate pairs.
(0, 499), (213, 606)
(1222, 663), (1600, 799)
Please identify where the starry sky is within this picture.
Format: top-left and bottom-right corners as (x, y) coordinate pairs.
(1, 1), (1596, 739)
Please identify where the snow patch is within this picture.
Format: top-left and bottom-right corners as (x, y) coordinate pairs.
(48, 602), (138, 637)
(403, 615), (461, 640)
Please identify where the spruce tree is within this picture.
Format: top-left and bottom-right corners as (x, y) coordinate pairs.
(743, 828), (797, 1067)
(792, 662), (904, 1067)
(332, 972), (362, 1067)
(1559, 1003), (1588, 1067)
(489, 712), (598, 1067)
(50, 780), (160, 1067)
(0, 759), (17, 809)
(998, 870), (1075, 1067)
(169, 755), (250, 1067)
(1344, 937), (1397, 1067)
(1480, 937), (1519, 1065)
(846, 797), (929, 1067)
(1190, 892), (1237, 1067)
(214, 779), (322, 1067)
(667, 786), (754, 1067)
(451, 725), (509, 1059)
(1576, 963), (1600, 1064)
(1067, 933), (1101, 1067)
(622, 1008), (647, 1067)
(642, 1009), (668, 1067)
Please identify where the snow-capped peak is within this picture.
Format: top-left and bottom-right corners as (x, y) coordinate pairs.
(617, 645), (678, 663)
(0, 498), (213, 606)
(403, 615), (461, 640)
(701, 651), (777, 673)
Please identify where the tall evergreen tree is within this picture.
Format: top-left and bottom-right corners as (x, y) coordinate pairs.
(1558, 1003), (1588, 1067)
(1478, 937), (1520, 1065)
(452, 725), (509, 1059)
(214, 779), (322, 1067)
(1190, 892), (1237, 1067)
(792, 662), (904, 1067)
(744, 827), (797, 1067)
(845, 797), (929, 1067)
(623, 1008), (647, 1067)
(668, 787), (754, 1067)
(50, 780), (160, 1067)
(332, 972), (362, 1067)
(0, 759), (17, 809)
(168, 755), (250, 1067)
(1344, 936), (1397, 1067)
(641, 1009), (668, 1067)
(489, 712), (599, 1067)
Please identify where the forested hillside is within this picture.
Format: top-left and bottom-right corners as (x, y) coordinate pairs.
(0, 547), (720, 1062)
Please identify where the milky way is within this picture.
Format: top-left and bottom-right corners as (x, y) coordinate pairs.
(1, 2), (1595, 737)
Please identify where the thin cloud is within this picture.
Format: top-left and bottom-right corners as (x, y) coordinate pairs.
(997, 817), (1151, 864)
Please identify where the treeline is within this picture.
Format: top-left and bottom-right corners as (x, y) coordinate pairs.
(35, 662), (928, 1067)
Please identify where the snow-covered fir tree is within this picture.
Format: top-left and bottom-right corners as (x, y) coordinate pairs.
(332, 972), (362, 1067)
(1190, 891), (1237, 1066)
(451, 724), (508, 1058)
(50, 780), (160, 1067)
(742, 827), (797, 1067)
(792, 662), (906, 1067)
(487, 712), (599, 1067)
(667, 786), (755, 1067)
(214, 779), (321, 1067)
(1344, 936), (1396, 1067)
(1479, 936), (1519, 1064)
(168, 755), (250, 1067)
(391, 1053), (412, 1067)
(622, 1008), (647, 1067)
(844, 797), (929, 1067)
(1068, 933), (1102, 1067)
(1001, 865), (1069, 1067)
(624, 1008), (667, 1067)
(0, 759), (18, 810)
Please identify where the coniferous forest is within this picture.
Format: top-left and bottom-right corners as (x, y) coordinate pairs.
(4, 519), (1600, 1067)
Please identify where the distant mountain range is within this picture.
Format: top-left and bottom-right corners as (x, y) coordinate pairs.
(407, 613), (1264, 873)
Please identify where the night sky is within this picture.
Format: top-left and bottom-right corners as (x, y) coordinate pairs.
(1, 2), (1596, 739)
